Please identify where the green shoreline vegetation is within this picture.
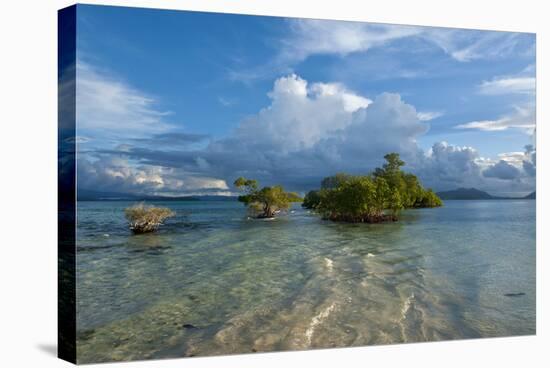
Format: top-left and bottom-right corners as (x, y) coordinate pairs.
(124, 153), (442, 231)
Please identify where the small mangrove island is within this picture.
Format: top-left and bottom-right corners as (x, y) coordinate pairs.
(303, 153), (442, 223)
(124, 203), (175, 234)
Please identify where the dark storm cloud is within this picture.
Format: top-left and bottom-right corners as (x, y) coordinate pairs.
(523, 160), (536, 177)
(522, 144), (536, 177)
(415, 141), (483, 190)
(483, 160), (522, 180)
(132, 132), (210, 146)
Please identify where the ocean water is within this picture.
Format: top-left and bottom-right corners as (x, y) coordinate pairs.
(75, 200), (536, 363)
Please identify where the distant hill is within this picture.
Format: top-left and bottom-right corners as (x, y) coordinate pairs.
(436, 188), (536, 200)
(77, 188), (237, 201)
(436, 188), (494, 200)
(523, 191), (536, 199)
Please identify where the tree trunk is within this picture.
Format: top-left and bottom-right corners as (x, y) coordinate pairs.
(261, 202), (274, 218)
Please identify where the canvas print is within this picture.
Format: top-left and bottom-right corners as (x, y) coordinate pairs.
(58, 4), (536, 364)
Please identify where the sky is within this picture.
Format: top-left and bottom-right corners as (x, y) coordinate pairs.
(70, 4), (536, 197)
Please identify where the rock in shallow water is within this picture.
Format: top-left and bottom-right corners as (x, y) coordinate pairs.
(182, 323), (199, 330)
(504, 292), (526, 297)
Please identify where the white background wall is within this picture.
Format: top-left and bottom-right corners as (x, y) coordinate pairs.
(0, 0), (547, 366)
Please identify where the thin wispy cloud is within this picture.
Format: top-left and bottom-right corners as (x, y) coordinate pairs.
(455, 103), (535, 132)
(282, 19), (421, 62)
(454, 63), (536, 132)
(479, 77), (535, 95)
(227, 20), (534, 84)
(425, 29), (525, 62)
(287, 21), (528, 63)
(76, 60), (174, 138)
(218, 97), (236, 107)
(417, 111), (444, 121)
(458, 65), (536, 132)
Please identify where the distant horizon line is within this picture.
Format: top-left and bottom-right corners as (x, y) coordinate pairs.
(77, 187), (535, 201)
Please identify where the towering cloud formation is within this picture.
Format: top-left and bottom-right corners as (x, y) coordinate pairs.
(419, 142), (482, 188)
(227, 74), (371, 153)
(205, 75), (429, 189)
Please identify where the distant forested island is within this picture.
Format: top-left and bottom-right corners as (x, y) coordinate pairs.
(77, 189), (237, 202)
(436, 188), (536, 200)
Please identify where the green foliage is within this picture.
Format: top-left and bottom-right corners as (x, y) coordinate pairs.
(388, 187), (403, 216)
(372, 152), (442, 209)
(302, 190), (322, 209)
(124, 203), (175, 234)
(316, 175), (394, 222)
(286, 191), (303, 203)
(313, 153), (442, 223)
(321, 173), (352, 189)
(234, 177), (258, 191)
(234, 177), (302, 218)
(416, 189), (443, 208)
(382, 153), (405, 173)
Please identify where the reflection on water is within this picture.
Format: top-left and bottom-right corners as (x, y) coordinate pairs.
(75, 200), (535, 363)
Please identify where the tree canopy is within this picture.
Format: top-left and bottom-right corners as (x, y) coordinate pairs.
(124, 203), (175, 234)
(234, 177), (302, 218)
(302, 190), (322, 210)
(302, 153), (442, 222)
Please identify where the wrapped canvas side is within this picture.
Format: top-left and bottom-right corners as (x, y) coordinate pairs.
(58, 5), (77, 364)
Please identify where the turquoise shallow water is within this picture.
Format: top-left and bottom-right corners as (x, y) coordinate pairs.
(75, 199), (535, 363)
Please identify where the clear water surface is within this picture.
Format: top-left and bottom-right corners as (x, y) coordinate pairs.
(75, 199), (536, 363)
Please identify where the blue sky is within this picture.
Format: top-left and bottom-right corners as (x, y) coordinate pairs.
(72, 4), (536, 196)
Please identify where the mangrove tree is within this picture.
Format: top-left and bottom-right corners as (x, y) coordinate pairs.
(234, 177), (302, 218)
(124, 203), (175, 234)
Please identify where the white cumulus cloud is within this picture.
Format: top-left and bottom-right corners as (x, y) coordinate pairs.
(228, 74), (371, 153)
